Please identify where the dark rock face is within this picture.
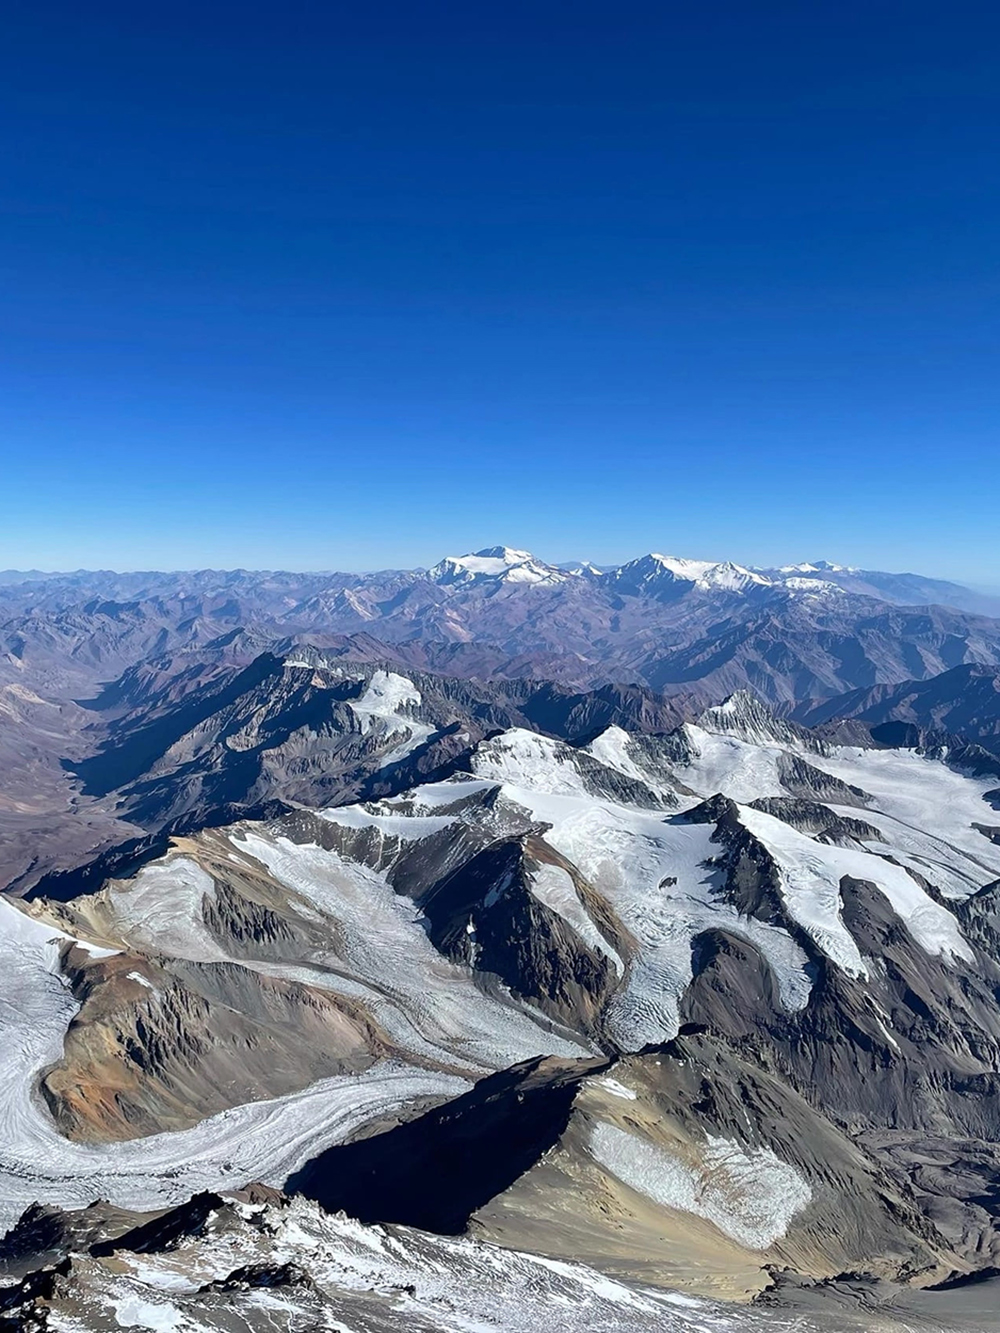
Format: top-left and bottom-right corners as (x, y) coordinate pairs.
(747, 798), (884, 844)
(91, 1191), (223, 1257)
(774, 753), (873, 806)
(199, 1261), (314, 1292)
(0, 1257), (70, 1318)
(421, 836), (618, 1037)
(681, 874), (1000, 1145)
(287, 1055), (608, 1232)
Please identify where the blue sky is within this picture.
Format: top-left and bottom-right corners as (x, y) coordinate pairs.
(1, 1), (998, 579)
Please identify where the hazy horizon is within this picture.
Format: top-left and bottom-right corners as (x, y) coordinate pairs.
(1, 545), (998, 593)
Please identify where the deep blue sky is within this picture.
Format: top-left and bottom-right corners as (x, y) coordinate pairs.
(1, 2), (998, 578)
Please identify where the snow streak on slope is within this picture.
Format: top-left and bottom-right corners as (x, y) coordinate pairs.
(590, 1121), (812, 1251)
(738, 804), (974, 967)
(587, 725), (678, 802)
(235, 830), (591, 1071)
(528, 862), (625, 974)
(110, 859), (228, 962)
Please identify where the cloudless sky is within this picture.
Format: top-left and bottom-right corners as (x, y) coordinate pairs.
(1, 1), (998, 578)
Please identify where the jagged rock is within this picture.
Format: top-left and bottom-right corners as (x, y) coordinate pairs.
(199, 1260), (315, 1292)
(91, 1191), (224, 1256)
(747, 797), (884, 844)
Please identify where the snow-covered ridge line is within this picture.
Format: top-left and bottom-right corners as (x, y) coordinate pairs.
(4, 690), (995, 1253)
(418, 545), (983, 609)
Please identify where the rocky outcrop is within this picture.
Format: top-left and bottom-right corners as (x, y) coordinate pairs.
(41, 947), (383, 1141)
(288, 1055), (608, 1233)
(291, 1036), (961, 1299)
(421, 836), (622, 1038)
(747, 797), (884, 844)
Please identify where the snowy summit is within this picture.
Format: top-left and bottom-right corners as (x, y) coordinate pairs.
(429, 546), (568, 586)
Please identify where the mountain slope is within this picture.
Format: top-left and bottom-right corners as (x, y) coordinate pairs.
(798, 664), (1000, 744)
(8, 693), (1000, 1303)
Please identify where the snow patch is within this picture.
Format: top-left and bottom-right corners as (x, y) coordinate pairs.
(110, 1294), (186, 1330)
(349, 670), (421, 735)
(596, 1076), (637, 1100)
(738, 804), (973, 970)
(528, 863), (623, 974)
(348, 670), (435, 766)
(590, 1122), (811, 1250)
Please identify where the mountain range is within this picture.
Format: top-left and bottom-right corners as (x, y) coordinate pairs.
(4, 545), (1000, 896)
(4, 547), (1000, 706)
(5, 689), (1000, 1327)
(4, 548), (1000, 1328)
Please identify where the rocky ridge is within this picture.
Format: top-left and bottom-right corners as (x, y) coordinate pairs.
(3, 690), (1000, 1320)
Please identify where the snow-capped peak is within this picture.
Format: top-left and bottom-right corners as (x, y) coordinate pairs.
(696, 690), (812, 748)
(690, 560), (771, 592)
(609, 553), (771, 598)
(429, 547), (567, 587)
(559, 560), (605, 578)
(777, 560), (858, 575)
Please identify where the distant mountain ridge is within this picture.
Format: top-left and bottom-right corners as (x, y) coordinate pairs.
(3, 547), (999, 703)
(797, 663), (1000, 745)
(3, 545), (1000, 898)
(0, 544), (995, 612)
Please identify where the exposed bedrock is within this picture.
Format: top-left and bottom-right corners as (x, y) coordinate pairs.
(41, 947), (385, 1142)
(420, 835), (624, 1039)
(290, 1035), (960, 1299)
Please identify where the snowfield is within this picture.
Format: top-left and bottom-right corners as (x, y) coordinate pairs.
(347, 669), (437, 765)
(590, 1121), (812, 1251)
(0, 693), (995, 1256)
(738, 803), (974, 969)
